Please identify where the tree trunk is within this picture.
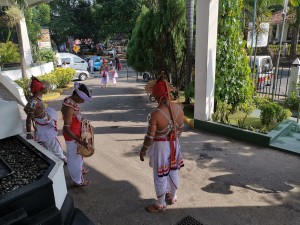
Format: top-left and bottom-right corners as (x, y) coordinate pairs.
(185, 0), (194, 102)
(290, 25), (299, 60)
(16, 21), (27, 79)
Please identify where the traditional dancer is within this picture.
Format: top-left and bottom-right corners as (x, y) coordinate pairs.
(61, 82), (92, 187)
(140, 72), (184, 213)
(109, 62), (118, 86)
(100, 59), (109, 87)
(24, 77), (67, 163)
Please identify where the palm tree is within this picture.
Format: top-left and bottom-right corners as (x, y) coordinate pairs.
(185, 0), (194, 103)
(5, 1), (28, 79)
(289, 0), (300, 59)
(243, 0), (282, 66)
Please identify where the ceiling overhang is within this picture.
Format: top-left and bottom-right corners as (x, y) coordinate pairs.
(0, 0), (52, 7)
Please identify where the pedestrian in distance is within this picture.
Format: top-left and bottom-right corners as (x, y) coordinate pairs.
(109, 61), (118, 86)
(100, 59), (109, 87)
(115, 56), (120, 71)
(61, 82), (93, 187)
(140, 71), (184, 213)
(24, 76), (67, 164)
(89, 58), (94, 74)
(62, 61), (70, 68)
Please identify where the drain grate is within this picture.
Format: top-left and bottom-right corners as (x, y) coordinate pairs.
(177, 216), (204, 225)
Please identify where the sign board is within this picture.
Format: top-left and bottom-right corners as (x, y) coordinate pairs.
(247, 23), (269, 48)
(38, 28), (52, 49)
(73, 45), (80, 53)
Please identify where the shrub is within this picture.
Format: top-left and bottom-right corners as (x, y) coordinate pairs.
(0, 41), (20, 64)
(212, 101), (232, 124)
(259, 100), (291, 127)
(37, 49), (56, 63)
(16, 68), (75, 96)
(284, 91), (300, 110)
(184, 80), (194, 103)
(15, 77), (31, 100)
(54, 68), (75, 88)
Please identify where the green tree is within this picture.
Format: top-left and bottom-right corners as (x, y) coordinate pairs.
(290, 0), (300, 59)
(93, 0), (144, 42)
(243, 0), (282, 62)
(25, 3), (50, 44)
(127, 0), (187, 88)
(215, 0), (253, 111)
(185, 0), (195, 102)
(49, 0), (95, 46)
(4, 2), (28, 79)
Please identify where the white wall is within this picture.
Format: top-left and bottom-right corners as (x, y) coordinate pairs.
(0, 62), (54, 105)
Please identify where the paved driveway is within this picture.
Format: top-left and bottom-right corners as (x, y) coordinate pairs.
(45, 70), (300, 225)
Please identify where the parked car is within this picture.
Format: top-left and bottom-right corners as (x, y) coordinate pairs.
(85, 56), (103, 71)
(249, 55), (273, 88)
(103, 48), (116, 58)
(74, 69), (90, 81)
(57, 53), (88, 71)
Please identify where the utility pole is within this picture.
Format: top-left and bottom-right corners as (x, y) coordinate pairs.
(250, 0), (257, 72)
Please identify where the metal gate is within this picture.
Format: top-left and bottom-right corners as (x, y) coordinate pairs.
(254, 65), (291, 99)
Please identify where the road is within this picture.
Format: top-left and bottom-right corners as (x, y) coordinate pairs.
(46, 67), (300, 225)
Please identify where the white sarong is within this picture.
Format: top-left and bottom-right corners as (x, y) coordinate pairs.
(147, 140), (184, 206)
(34, 108), (66, 161)
(65, 140), (84, 185)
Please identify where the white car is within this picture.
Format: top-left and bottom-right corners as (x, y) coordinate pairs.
(103, 48), (116, 58)
(74, 69), (90, 81)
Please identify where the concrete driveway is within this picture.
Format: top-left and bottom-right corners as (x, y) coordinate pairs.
(46, 69), (300, 225)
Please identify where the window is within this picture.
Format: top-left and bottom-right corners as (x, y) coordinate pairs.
(73, 56), (84, 63)
(61, 58), (71, 64)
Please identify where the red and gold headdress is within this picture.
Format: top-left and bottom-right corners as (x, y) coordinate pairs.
(30, 76), (44, 93)
(144, 71), (174, 101)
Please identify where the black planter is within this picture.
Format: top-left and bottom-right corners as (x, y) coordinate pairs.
(0, 136), (94, 225)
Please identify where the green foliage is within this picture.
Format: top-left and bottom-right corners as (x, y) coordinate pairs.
(16, 68), (75, 97)
(25, 4), (51, 44)
(215, 0), (253, 111)
(212, 101), (232, 124)
(53, 68), (75, 88)
(184, 80), (195, 102)
(236, 100), (255, 128)
(15, 77), (31, 100)
(284, 91), (300, 110)
(258, 100), (292, 127)
(36, 49), (56, 63)
(253, 96), (271, 108)
(127, 0), (187, 87)
(0, 41), (20, 64)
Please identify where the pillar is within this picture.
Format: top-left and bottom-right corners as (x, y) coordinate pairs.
(194, 0), (219, 122)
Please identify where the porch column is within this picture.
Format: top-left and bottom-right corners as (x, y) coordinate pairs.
(19, 16), (33, 65)
(194, 0), (219, 122)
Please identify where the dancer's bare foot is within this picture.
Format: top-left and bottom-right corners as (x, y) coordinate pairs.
(145, 204), (166, 213)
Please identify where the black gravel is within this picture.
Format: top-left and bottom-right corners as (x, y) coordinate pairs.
(0, 137), (49, 196)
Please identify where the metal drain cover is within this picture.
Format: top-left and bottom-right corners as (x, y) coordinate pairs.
(177, 216), (204, 225)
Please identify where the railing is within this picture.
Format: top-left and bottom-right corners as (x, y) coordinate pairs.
(254, 66), (291, 99)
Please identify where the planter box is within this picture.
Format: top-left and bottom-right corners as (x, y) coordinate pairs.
(2, 63), (21, 68)
(194, 120), (271, 147)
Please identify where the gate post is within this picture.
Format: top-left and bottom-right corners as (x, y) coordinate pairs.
(288, 58), (300, 98)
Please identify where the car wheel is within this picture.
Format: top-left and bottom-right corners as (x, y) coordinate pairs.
(143, 72), (150, 81)
(79, 73), (87, 81)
